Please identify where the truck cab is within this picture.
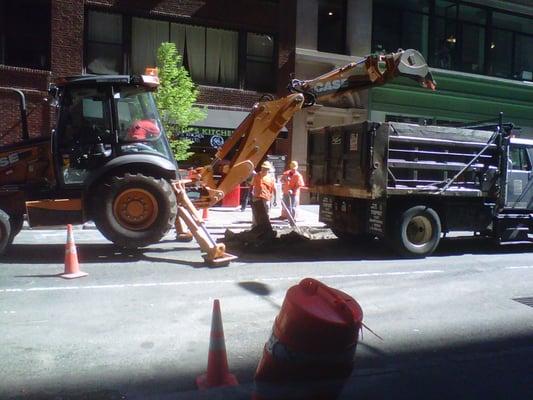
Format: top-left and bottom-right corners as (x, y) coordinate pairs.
(506, 138), (533, 210)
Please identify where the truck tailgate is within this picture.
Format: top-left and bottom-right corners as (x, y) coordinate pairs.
(308, 121), (386, 199)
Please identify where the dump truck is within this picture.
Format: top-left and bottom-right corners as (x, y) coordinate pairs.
(308, 119), (533, 257)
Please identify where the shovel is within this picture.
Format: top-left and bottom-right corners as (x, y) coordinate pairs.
(280, 197), (303, 235)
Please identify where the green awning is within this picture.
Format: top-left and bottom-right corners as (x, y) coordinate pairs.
(370, 69), (533, 131)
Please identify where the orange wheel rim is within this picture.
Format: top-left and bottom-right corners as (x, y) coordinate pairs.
(113, 188), (159, 231)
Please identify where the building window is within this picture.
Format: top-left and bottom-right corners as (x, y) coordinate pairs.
(86, 12), (272, 91)
(246, 33), (275, 92)
(514, 35), (533, 80)
(489, 29), (513, 78)
(433, 2), (486, 74)
(0, 0), (51, 70)
(86, 11), (123, 74)
(372, 0), (533, 81)
(131, 19), (238, 87)
(493, 12), (533, 80)
(373, 0), (430, 58)
(317, 0), (347, 54)
(131, 18), (169, 75)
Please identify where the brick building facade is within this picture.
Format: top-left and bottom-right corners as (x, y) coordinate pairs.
(0, 0), (296, 162)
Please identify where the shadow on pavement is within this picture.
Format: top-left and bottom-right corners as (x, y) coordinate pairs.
(2, 243), (216, 270)
(4, 331), (532, 399)
(224, 235), (533, 263)
(237, 281), (281, 311)
(4, 235), (533, 267)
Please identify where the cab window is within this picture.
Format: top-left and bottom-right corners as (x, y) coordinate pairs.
(510, 147), (531, 171)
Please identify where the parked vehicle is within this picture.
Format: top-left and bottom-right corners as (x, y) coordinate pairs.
(308, 120), (533, 257)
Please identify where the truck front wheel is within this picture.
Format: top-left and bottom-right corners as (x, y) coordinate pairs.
(93, 173), (177, 248)
(391, 206), (441, 257)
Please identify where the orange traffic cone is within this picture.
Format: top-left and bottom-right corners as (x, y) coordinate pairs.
(60, 224), (88, 279)
(196, 299), (238, 389)
(202, 207), (209, 221)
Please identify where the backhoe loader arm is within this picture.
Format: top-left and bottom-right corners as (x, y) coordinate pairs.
(289, 48), (435, 108)
(194, 49), (435, 207)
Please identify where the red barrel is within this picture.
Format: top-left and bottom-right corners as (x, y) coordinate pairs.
(222, 185), (241, 207)
(254, 278), (363, 400)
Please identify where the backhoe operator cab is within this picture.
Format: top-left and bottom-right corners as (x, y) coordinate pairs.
(0, 74), (178, 254)
(54, 76), (174, 185)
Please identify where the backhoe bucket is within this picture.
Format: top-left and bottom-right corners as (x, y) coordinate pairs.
(396, 49), (436, 90)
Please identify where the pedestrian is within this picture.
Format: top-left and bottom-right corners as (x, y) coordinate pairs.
(280, 160), (305, 219)
(251, 161), (277, 236)
(241, 170), (256, 211)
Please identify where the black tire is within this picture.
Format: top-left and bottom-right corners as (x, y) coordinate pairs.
(331, 227), (375, 244)
(7, 214), (24, 246)
(391, 206), (441, 257)
(93, 173), (177, 248)
(0, 210), (11, 255)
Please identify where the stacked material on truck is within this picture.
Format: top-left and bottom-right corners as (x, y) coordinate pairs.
(385, 123), (499, 194)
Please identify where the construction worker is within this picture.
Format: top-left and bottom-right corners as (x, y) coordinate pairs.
(251, 161), (276, 235)
(126, 119), (160, 141)
(280, 160), (305, 219)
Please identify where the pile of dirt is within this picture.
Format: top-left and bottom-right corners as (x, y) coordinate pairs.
(220, 226), (334, 252)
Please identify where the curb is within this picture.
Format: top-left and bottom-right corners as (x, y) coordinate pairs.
(22, 221), (325, 231)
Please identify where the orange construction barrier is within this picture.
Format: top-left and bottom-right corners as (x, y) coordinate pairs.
(253, 278), (363, 400)
(222, 185), (241, 207)
(60, 224), (88, 279)
(196, 299), (238, 389)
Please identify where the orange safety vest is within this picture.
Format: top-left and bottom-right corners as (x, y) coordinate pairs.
(252, 173), (275, 201)
(280, 169), (305, 195)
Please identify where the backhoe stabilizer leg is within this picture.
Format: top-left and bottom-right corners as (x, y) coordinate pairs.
(175, 215), (193, 242)
(172, 180), (237, 265)
(177, 206), (237, 265)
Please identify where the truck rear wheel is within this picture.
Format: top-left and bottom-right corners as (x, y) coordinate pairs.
(93, 173), (177, 248)
(391, 206), (441, 257)
(0, 210), (11, 255)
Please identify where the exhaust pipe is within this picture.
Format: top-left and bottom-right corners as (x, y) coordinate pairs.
(9, 88), (30, 141)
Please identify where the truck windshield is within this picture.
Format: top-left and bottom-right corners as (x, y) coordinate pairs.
(115, 87), (174, 162)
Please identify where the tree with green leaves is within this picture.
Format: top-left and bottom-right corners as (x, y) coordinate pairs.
(154, 42), (206, 161)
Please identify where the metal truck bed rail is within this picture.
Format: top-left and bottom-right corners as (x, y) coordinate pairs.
(308, 121), (502, 199)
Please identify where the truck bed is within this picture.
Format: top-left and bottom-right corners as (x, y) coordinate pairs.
(308, 122), (501, 199)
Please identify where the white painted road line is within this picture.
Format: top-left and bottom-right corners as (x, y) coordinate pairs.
(0, 270), (444, 294)
(504, 265), (533, 270)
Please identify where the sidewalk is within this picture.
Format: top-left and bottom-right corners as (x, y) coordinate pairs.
(22, 205), (323, 231)
(204, 204), (323, 230)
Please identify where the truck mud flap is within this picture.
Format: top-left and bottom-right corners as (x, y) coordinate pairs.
(319, 195), (386, 237)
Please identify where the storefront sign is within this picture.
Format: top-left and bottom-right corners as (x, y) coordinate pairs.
(177, 126), (234, 147)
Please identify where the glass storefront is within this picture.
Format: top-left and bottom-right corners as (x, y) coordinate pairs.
(372, 0), (533, 81)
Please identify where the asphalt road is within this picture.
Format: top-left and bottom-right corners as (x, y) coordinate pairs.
(1, 227), (533, 399)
